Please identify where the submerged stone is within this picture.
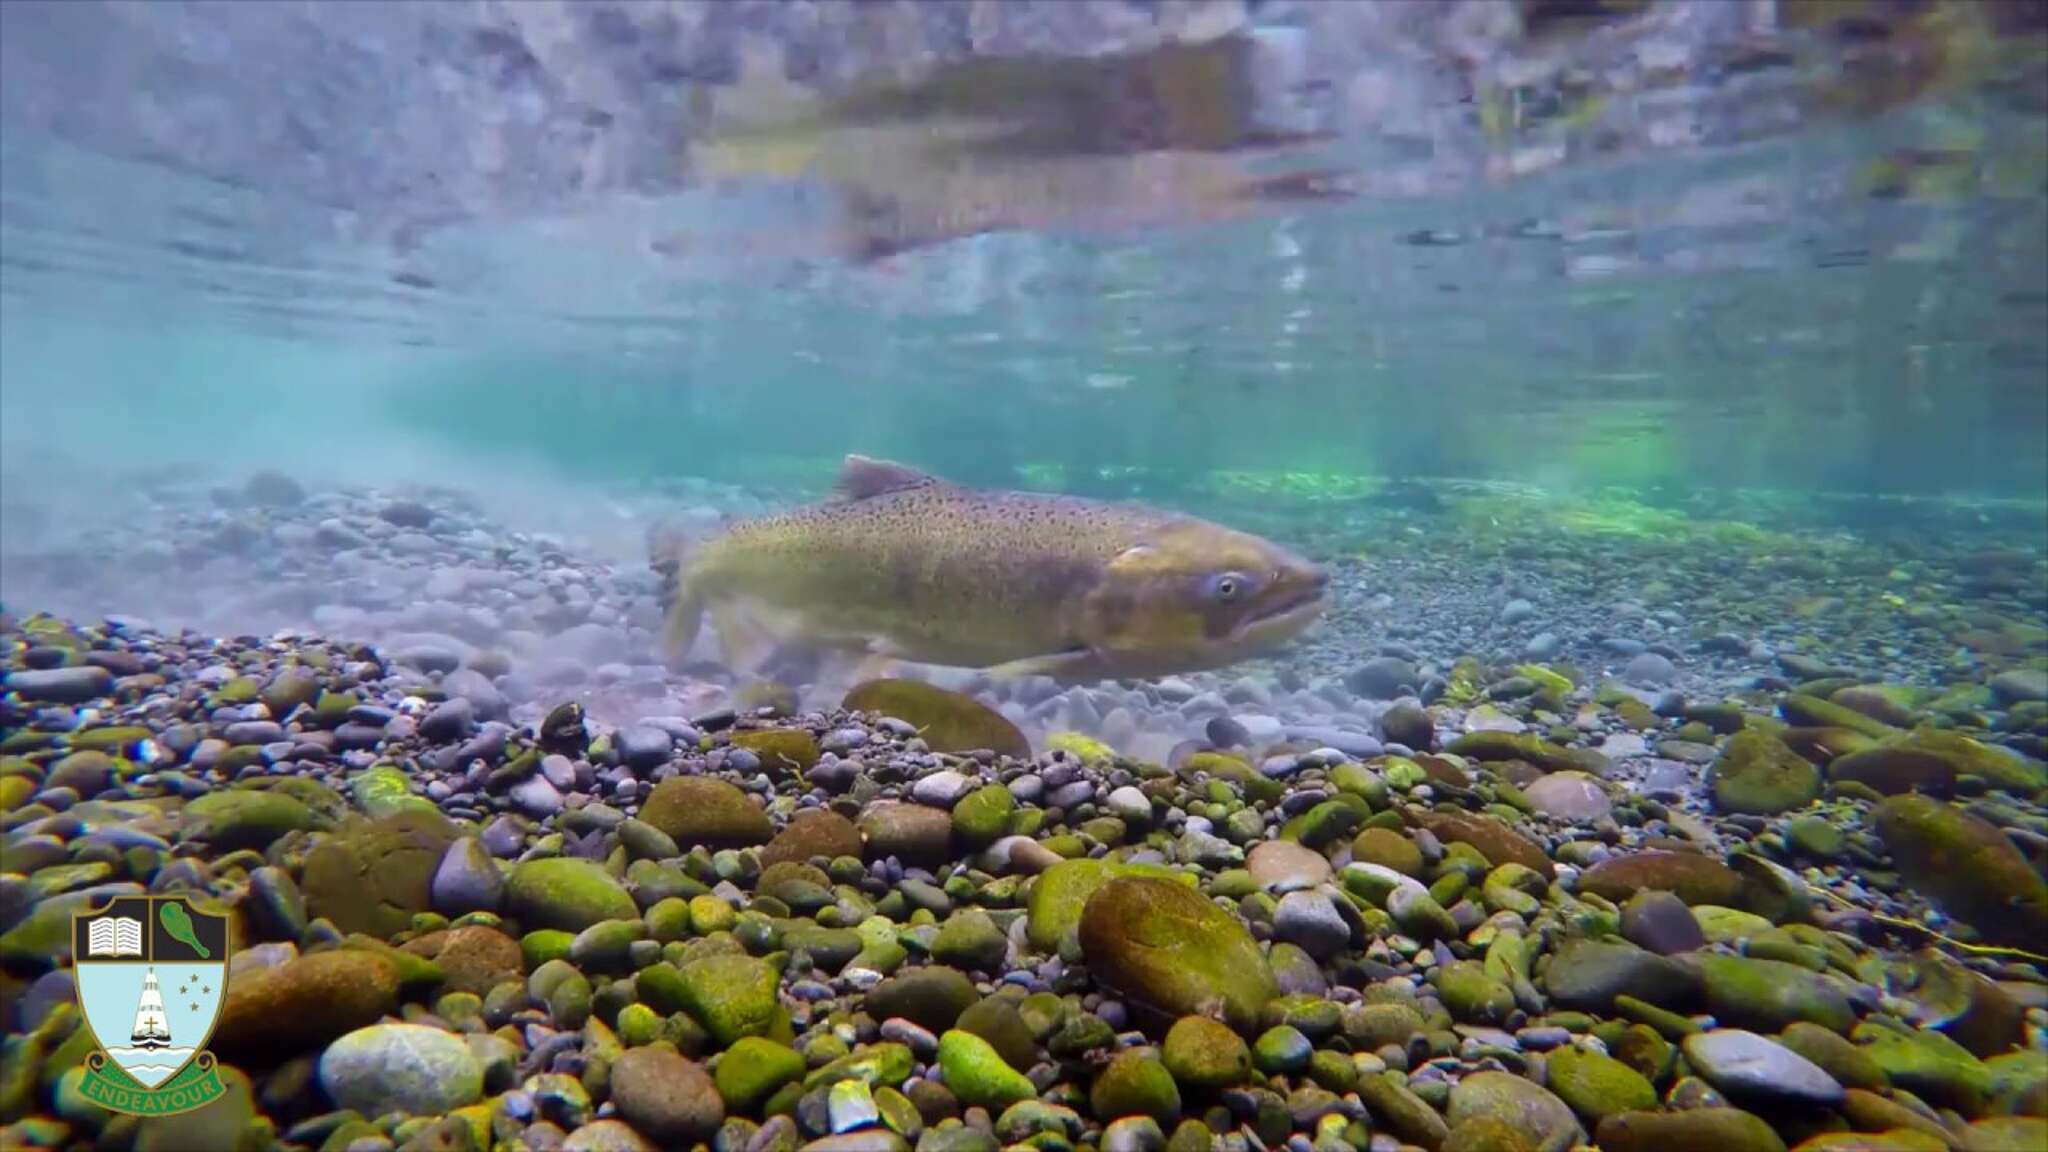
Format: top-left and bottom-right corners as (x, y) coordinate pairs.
(842, 679), (1030, 758)
(1078, 876), (1277, 1034)
(1710, 729), (1821, 815)
(1875, 794), (2048, 951)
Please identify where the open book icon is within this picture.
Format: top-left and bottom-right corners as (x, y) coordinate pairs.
(87, 917), (144, 958)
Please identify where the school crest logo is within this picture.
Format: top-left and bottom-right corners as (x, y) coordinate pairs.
(72, 895), (231, 1116)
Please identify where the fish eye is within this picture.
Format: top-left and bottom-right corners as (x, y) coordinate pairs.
(1210, 573), (1246, 600)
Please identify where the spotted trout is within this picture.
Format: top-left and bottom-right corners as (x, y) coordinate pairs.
(657, 456), (1329, 683)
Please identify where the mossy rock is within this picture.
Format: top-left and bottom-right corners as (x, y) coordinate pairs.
(66, 727), (152, 754)
(1352, 827), (1424, 876)
(1828, 746), (1956, 797)
(1875, 795), (2048, 951)
(1776, 1021), (1888, 1092)
(1435, 961), (1515, 1025)
(1542, 938), (1703, 1014)
(714, 1037), (806, 1111)
(349, 764), (442, 821)
(181, 788), (329, 850)
(1090, 1050), (1180, 1125)
(936, 1029), (1034, 1111)
(674, 953), (782, 1048)
(1047, 732), (1116, 766)
(1851, 1019), (1993, 1114)
(639, 776), (773, 849)
(302, 810), (457, 938)
(1546, 1046), (1657, 1125)
(1161, 1015), (1251, 1089)
(731, 729), (820, 773)
(1710, 729), (1821, 815)
(1024, 858), (1189, 953)
(952, 785), (1016, 848)
(1593, 1108), (1787, 1152)
(1445, 1070), (1584, 1150)
(1078, 876), (1277, 1035)
(1445, 731), (1593, 774)
(1780, 694), (1902, 739)
(1883, 729), (2046, 794)
(1692, 953), (1854, 1034)
(759, 809), (864, 868)
(503, 857), (638, 933)
(1412, 811), (1554, 880)
(842, 679), (1031, 758)
(1780, 727), (1881, 766)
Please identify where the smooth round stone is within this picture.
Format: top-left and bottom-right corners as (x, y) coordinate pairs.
(1618, 890), (1704, 956)
(1622, 652), (1677, 686)
(317, 1022), (484, 1116)
(1272, 891), (1351, 961)
(1105, 786), (1153, 824)
(1522, 772), (1612, 823)
(1247, 841), (1333, 893)
(1680, 1028), (1845, 1109)
(911, 771), (977, 808)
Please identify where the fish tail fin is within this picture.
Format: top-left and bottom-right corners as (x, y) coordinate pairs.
(649, 521), (704, 664)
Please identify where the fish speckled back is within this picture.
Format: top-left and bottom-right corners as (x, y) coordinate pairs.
(693, 482), (1175, 663)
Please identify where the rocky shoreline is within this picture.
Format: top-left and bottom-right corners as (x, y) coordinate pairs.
(3, 474), (2047, 1152)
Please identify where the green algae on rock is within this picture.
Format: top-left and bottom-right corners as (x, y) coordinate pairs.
(937, 1029), (1035, 1111)
(842, 678), (1031, 758)
(1025, 857), (1189, 953)
(1161, 1015), (1252, 1089)
(503, 857), (639, 933)
(1445, 1070), (1584, 1150)
(180, 787), (330, 849)
(1543, 1045), (1658, 1126)
(1874, 794), (2048, 951)
(1078, 876), (1277, 1034)
(638, 775), (774, 848)
(301, 809), (458, 938)
(730, 728), (821, 773)
(1594, 1108), (1788, 1152)
(673, 953), (783, 1048)
(1710, 729), (1822, 815)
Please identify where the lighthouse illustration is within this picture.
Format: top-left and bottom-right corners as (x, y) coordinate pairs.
(129, 968), (172, 1051)
(73, 895), (231, 1111)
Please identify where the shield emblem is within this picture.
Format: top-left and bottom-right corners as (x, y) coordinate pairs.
(73, 895), (230, 1092)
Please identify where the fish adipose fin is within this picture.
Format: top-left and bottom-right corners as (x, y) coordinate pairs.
(832, 455), (942, 501)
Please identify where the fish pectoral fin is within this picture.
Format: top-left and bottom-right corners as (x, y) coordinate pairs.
(708, 602), (782, 676)
(983, 647), (1103, 683)
(841, 651), (903, 685)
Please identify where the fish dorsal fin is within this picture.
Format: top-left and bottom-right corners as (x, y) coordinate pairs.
(832, 455), (942, 501)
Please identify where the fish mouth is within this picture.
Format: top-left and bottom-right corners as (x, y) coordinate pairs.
(1236, 568), (1330, 637)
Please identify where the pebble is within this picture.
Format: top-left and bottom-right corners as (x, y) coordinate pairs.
(1680, 1029), (1846, 1109)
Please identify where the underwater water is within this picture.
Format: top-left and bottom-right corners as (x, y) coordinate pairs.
(2, 3), (2048, 1152)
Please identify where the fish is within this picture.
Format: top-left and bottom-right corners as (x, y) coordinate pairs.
(656, 456), (1330, 685)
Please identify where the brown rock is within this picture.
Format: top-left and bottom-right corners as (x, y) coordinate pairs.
(1413, 811), (1555, 880)
(400, 925), (524, 997)
(759, 809), (864, 869)
(214, 949), (400, 1061)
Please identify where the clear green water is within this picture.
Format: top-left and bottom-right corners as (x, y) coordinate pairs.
(1, 5), (2044, 528)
